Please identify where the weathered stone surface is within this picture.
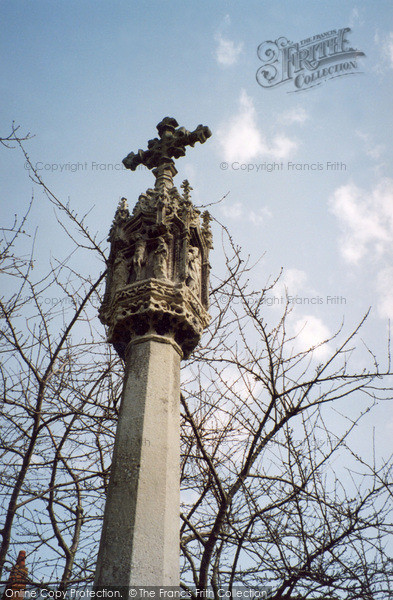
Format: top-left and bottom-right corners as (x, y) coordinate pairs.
(102, 279), (210, 359)
(95, 118), (212, 588)
(122, 117), (211, 171)
(94, 338), (181, 586)
(100, 159), (213, 359)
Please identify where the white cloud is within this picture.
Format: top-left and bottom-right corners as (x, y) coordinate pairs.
(221, 201), (243, 220)
(220, 201), (272, 225)
(279, 107), (309, 125)
(260, 268), (310, 312)
(381, 32), (393, 68)
(215, 33), (243, 66)
(217, 90), (297, 163)
(349, 8), (365, 28)
(269, 135), (298, 159)
(385, 34), (393, 67)
(355, 130), (384, 160)
(218, 91), (262, 162)
(374, 31), (393, 72)
(220, 365), (262, 400)
(291, 315), (332, 361)
(249, 206), (272, 225)
(282, 268), (308, 295)
(329, 179), (393, 264)
(273, 268), (319, 312)
(376, 267), (393, 319)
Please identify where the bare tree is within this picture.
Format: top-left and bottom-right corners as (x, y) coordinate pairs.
(179, 230), (393, 598)
(0, 128), (117, 588)
(0, 122), (33, 149)
(0, 129), (392, 599)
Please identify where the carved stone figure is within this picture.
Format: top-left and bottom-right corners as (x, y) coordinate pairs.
(153, 238), (169, 279)
(113, 253), (129, 289)
(186, 246), (201, 296)
(132, 235), (146, 281)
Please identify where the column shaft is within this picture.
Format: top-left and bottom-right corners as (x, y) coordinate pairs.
(94, 336), (181, 586)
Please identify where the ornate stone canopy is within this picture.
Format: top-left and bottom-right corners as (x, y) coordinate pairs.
(99, 118), (212, 359)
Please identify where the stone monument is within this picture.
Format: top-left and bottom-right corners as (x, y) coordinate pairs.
(94, 118), (212, 587)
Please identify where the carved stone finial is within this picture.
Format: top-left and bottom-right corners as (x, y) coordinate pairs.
(181, 180), (193, 203)
(114, 198), (129, 221)
(118, 197), (128, 211)
(201, 210), (213, 250)
(107, 197), (130, 242)
(122, 118), (212, 184)
(202, 210), (212, 227)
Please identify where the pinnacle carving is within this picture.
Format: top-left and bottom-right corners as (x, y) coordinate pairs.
(181, 180), (193, 203)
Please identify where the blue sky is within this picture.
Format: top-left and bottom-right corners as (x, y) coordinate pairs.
(1, 1), (393, 454)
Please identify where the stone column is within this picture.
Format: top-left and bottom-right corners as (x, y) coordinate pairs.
(95, 118), (212, 588)
(94, 336), (181, 586)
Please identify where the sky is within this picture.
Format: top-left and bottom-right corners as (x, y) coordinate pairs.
(1, 1), (393, 458)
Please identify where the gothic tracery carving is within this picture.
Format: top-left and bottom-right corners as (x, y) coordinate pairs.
(100, 118), (212, 359)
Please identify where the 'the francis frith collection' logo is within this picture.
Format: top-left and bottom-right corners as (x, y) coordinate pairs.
(256, 28), (365, 92)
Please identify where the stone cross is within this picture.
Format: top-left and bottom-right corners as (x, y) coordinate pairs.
(94, 119), (212, 588)
(122, 117), (211, 171)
